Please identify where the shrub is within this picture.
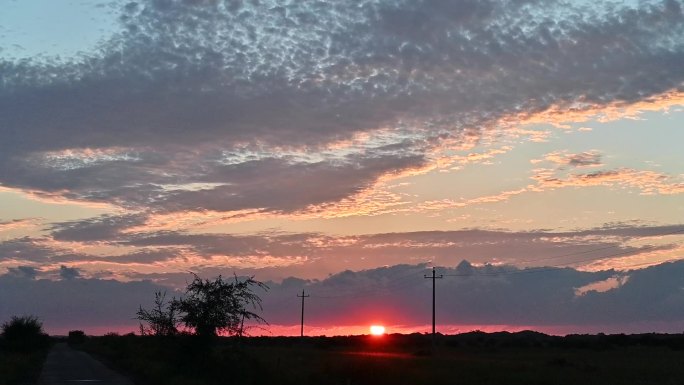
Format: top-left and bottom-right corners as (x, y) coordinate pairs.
(136, 291), (179, 336)
(1, 315), (49, 352)
(137, 273), (268, 338)
(68, 330), (87, 346)
(173, 273), (268, 338)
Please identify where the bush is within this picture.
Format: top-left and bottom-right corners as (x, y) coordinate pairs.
(137, 273), (268, 338)
(1, 315), (50, 352)
(173, 273), (268, 337)
(136, 291), (179, 336)
(68, 330), (87, 346)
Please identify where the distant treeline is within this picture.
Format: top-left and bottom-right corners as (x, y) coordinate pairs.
(241, 330), (684, 350)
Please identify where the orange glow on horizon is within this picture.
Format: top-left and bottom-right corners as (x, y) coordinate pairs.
(370, 325), (386, 336)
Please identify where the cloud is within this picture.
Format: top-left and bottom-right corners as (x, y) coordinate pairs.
(6, 265), (39, 280)
(4, 220), (681, 283)
(0, 219), (38, 232)
(575, 275), (629, 296)
(4, 260), (684, 334)
(531, 168), (684, 195)
(535, 150), (603, 168)
(428, 156), (684, 210)
(0, 0), (683, 214)
(59, 265), (82, 280)
(0, 274), (170, 335)
(50, 214), (147, 242)
(110, 224), (684, 270)
(567, 152), (602, 167)
(0, 237), (64, 263)
(260, 260), (684, 328)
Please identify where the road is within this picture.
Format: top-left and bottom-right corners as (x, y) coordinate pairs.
(38, 343), (134, 385)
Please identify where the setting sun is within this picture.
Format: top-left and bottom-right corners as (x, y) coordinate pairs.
(370, 325), (386, 336)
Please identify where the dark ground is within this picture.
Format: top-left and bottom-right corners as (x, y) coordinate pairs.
(38, 343), (133, 385)
(0, 338), (49, 385)
(74, 331), (684, 385)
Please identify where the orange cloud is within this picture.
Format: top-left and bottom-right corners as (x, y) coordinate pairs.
(0, 186), (117, 210)
(413, 188), (529, 212)
(532, 168), (684, 195)
(123, 209), (270, 233)
(574, 276), (630, 296)
(514, 90), (684, 129)
(534, 150), (603, 168)
(581, 244), (684, 272)
(0, 219), (39, 232)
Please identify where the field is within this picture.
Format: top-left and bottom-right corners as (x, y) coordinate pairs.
(0, 343), (50, 385)
(78, 331), (684, 385)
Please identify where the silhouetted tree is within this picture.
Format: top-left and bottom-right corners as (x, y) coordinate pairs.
(136, 291), (179, 336)
(1, 315), (49, 351)
(173, 273), (268, 337)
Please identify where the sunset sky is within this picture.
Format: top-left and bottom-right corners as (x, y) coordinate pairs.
(1, 0), (683, 336)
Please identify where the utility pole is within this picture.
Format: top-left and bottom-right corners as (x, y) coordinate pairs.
(297, 289), (310, 337)
(424, 267), (443, 344)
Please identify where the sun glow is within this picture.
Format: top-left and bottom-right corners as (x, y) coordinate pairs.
(370, 325), (386, 336)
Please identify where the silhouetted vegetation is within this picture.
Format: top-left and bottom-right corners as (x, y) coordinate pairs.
(77, 331), (684, 385)
(1, 315), (49, 352)
(68, 330), (87, 346)
(120, 273), (684, 383)
(0, 315), (51, 385)
(136, 273), (268, 338)
(176, 273), (268, 338)
(136, 291), (180, 336)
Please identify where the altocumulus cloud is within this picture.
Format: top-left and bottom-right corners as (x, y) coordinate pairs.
(0, 0), (683, 214)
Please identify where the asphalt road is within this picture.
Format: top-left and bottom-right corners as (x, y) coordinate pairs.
(38, 343), (134, 385)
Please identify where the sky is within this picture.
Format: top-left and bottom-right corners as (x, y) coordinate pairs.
(1, 0), (683, 336)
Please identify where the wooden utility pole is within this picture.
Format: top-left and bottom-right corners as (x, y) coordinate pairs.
(424, 267), (443, 344)
(297, 289), (310, 337)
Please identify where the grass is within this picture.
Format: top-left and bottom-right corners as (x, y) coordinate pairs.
(78, 332), (684, 385)
(0, 345), (50, 385)
(0, 315), (52, 385)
